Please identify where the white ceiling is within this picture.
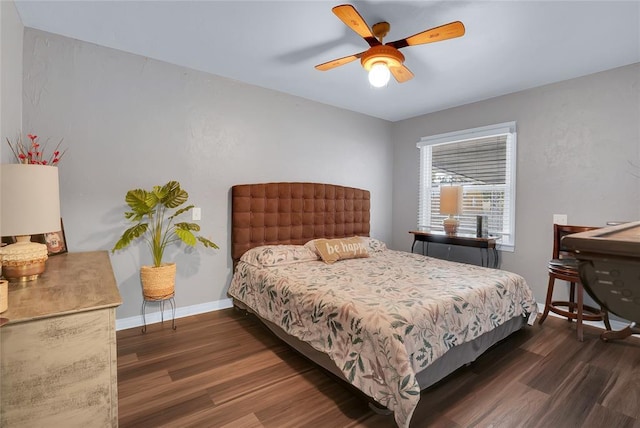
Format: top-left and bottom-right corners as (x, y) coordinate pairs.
(14, 1), (640, 122)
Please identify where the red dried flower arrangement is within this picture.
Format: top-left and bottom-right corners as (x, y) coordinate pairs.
(6, 133), (66, 165)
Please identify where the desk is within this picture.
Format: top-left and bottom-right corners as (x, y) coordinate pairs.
(409, 230), (499, 268)
(563, 220), (640, 341)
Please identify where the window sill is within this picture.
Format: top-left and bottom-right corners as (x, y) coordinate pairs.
(497, 243), (514, 252)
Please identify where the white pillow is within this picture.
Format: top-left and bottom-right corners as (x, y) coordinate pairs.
(240, 245), (319, 268)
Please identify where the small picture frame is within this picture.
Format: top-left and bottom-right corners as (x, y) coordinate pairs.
(1, 236), (16, 246)
(44, 219), (68, 256)
(32, 219), (68, 256)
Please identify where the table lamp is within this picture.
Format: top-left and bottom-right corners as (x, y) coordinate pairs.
(440, 185), (462, 235)
(0, 164), (61, 282)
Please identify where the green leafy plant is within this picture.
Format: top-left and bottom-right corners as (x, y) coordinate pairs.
(112, 181), (218, 266)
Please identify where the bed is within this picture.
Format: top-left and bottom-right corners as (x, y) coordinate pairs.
(228, 182), (537, 428)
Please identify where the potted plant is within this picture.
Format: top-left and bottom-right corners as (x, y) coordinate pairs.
(112, 180), (218, 300)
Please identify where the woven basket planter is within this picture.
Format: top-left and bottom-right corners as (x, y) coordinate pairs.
(140, 263), (176, 300)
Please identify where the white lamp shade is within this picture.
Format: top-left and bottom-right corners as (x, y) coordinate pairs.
(1, 164), (61, 236)
(440, 185), (463, 216)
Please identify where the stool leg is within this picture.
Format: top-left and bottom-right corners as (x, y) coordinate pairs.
(568, 282), (576, 322)
(576, 283), (584, 341)
(539, 275), (555, 325)
(602, 308), (611, 331)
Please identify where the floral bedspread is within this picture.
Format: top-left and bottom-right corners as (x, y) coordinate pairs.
(228, 249), (537, 427)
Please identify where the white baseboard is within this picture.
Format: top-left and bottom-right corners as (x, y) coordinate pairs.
(116, 298), (234, 331)
(535, 302), (633, 333)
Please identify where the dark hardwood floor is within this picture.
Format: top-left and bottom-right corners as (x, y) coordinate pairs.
(117, 309), (640, 427)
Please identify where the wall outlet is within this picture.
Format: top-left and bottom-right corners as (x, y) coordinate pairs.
(553, 214), (567, 225)
(192, 207), (201, 221)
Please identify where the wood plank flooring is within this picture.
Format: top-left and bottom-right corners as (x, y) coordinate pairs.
(117, 309), (640, 427)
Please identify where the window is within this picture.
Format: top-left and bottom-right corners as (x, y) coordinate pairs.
(417, 122), (517, 250)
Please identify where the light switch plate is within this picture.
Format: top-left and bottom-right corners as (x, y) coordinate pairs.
(553, 214), (567, 225)
(192, 207), (201, 221)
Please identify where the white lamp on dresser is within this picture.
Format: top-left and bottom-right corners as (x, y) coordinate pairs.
(0, 164), (61, 281)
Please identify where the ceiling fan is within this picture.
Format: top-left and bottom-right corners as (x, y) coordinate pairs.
(315, 4), (465, 87)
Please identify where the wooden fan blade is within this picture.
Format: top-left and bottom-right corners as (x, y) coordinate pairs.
(390, 65), (414, 83)
(332, 4), (380, 47)
(387, 21), (465, 49)
(315, 53), (362, 71)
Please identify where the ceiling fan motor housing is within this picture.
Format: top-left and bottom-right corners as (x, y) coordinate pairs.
(361, 45), (405, 70)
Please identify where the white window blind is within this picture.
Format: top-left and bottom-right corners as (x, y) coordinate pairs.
(417, 122), (517, 250)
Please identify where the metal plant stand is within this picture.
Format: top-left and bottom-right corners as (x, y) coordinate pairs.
(141, 295), (177, 333)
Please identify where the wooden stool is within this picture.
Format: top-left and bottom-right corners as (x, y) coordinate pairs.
(538, 224), (610, 341)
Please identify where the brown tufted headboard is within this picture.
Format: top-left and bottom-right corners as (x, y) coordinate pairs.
(231, 182), (370, 262)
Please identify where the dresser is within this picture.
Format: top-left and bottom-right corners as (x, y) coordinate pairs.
(1, 251), (122, 427)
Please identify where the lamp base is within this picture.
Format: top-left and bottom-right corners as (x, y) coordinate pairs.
(2, 260), (46, 282)
(443, 217), (459, 235)
(0, 238), (48, 282)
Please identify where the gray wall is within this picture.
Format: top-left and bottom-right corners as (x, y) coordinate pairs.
(391, 63), (640, 305)
(21, 28), (393, 322)
(0, 0), (23, 151)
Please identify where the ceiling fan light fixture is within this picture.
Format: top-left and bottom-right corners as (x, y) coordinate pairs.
(361, 45), (405, 70)
(315, 5), (465, 86)
(361, 45), (405, 87)
(368, 62), (391, 87)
